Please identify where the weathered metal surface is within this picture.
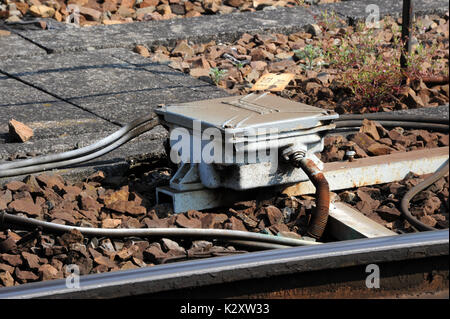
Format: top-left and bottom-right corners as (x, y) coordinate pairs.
(297, 158), (330, 240)
(328, 202), (397, 240)
(156, 185), (248, 213)
(156, 93), (338, 135)
(283, 147), (449, 196)
(198, 153), (324, 190)
(0, 230), (447, 299)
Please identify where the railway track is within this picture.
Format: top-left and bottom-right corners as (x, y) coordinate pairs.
(0, 229), (447, 299)
(0, 98), (448, 299)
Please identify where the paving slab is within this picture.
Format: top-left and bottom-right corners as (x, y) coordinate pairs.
(0, 30), (46, 59)
(10, 0), (449, 56)
(14, 6), (316, 54)
(0, 49), (229, 125)
(0, 48), (228, 182)
(0, 76), (116, 146)
(0, 136), (166, 186)
(107, 48), (229, 99)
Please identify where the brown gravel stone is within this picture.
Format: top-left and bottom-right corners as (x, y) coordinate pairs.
(359, 119), (380, 140)
(0, 263), (14, 273)
(106, 200), (146, 216)
(420, 215), (437, 227)
(58, 229), (84, 247)
(21, 252), (41, 270)
(51, 209), (77, 224)
(423, 196), (442, 215)
(5, 181), (27, 192)
(80, 194), (103, 213)
(0, 253), (22, 267)
(93, 254), (117, 268)
(229, 208), (258, 228)
(175, 213), (202, 228)
(350, 132), (377, 153)
(367, 142), (395, 156)
(224, 216), (247, 231)
(120, 261), (139, 270)
(172, 40), (195, 58)
(102, 218), (122, 228)
(101, 186), (129, 205)
(8, 197), (42, 217)
(143, 243), (166, 263)
(0, 271), (14, 287)
(134, 45), (151, 57)
(0, 190), (12, 210)
(36, 174), (65, 191)
(8, 119), (33, 142)
(143, 218), (169, 228)
(38, 264), (61, 281)
(376, 204), (402, 222)
(62, 185), (82, 202)
(0, 237), (17, 253)
(15, 268), (39, 282)
(161, 238), (185, 254)
(255, 205), (283, 225)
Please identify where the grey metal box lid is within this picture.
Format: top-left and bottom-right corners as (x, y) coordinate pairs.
(155, 93), (338, 134)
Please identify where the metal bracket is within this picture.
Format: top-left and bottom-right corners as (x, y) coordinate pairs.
(156, 185), (248, 213)
(169, 163), (203, 191)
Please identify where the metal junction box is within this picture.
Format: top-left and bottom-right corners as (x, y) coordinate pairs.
(156, 93), (338, 192)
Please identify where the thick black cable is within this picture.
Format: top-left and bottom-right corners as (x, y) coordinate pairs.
(400, 160), (449, 231)
(337, 113), (449, 124)
(334, 120), (449, 132)
(0, 119), (160, 178)
(0, 113), (159, 170)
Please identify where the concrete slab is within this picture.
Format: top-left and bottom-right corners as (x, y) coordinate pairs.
(78, 86), (228, 124)
(0, 136), (166, 186)
(11, 0), (449, 55)
(15, 6), (316, 54)
(0, 76), (116, 146)
(0, 49), (229, 125)
(107, 49), (228, 95)
(0, 30), (46, 59)
(0, 50), (176, 101)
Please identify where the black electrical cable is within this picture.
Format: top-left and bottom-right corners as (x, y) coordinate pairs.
(0, 212), (319, 247)
(401, 159), (449, 231)
(334, 120), (449, 132)
(337, 113), (449, 124)
(0, 113), (159, 171)
(0, 118), (160, 178)
(333, 113), (449, 233)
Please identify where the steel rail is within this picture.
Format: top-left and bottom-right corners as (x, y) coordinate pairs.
(0, 230), (447, 299)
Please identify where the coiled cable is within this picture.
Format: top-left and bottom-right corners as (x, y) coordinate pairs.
(400, 159), (449, 231)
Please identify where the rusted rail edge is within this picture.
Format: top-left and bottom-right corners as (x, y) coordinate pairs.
(0, 230), (447, 299)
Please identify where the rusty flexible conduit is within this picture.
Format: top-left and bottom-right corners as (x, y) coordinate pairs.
(290, 155), (330, 240)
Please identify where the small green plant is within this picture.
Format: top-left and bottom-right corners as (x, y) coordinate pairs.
(319, 10), (342, 31)
(236, 62), (245, 70)
(209, 67), (227, 85)
(294, 45), (325, 70)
